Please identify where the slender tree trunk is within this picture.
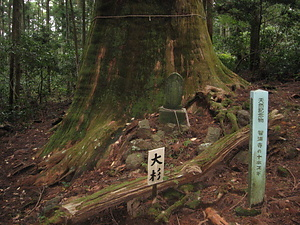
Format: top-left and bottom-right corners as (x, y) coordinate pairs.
(14, 55), (21, 102)
(249, 0), (262, 72)
(35, 0), (248, 186)
(46, 0), (51, 95)
(22, 0), (25, 30)
(25, 0), (30, 31)
(46, 0), (50, 29)
(9, 0), (22, 105)
(7, 0), (12, 34)
(0, 0), (3, 37)
(81, 0), (86, 47)
(47, 67), (51, 95)
(65, 0), (69, 39)
(37, 0), (42, 23)
(203, 0), (213, 41)
(8, 0), (14, 105)
(69, 0), (79, 73)
(9, 54), (14, 105)
(39, 69), (44, 104)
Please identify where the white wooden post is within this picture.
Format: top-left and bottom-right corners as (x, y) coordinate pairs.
(248, 90), (268, 206)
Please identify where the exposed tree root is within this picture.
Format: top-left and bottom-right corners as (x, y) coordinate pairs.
(188, 85), (244, 134)
(155, 194), (190, 223)
(33, 119), (124, 186)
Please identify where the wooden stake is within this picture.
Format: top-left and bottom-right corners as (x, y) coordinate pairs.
(152, 184), (157, 198)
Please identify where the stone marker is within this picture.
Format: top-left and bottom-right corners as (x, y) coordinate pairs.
(159, 73), (189, 126)
(248, 90), (268, 206)
(164, 72), (183, 109)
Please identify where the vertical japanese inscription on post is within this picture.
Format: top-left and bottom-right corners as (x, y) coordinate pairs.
(248, 90), (268, 206)
(148, 147), (165, 185)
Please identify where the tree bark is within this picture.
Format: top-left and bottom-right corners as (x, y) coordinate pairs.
(35, 0), (248, 186)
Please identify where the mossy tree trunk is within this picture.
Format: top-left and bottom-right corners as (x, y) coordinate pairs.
(35, 0), (248, 185)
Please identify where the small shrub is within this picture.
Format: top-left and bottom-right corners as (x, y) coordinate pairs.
(218, 53), (237, 70)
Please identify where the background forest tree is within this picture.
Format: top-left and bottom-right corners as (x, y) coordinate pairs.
(213, 0), (299, 79)
(0, 0), (95, 110)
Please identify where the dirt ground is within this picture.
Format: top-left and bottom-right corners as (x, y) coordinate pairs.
(0, 81), (299, 225)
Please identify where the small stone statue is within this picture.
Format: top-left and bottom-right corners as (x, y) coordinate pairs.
(164, 72), (183, 109)
(159, 73), (189, 126)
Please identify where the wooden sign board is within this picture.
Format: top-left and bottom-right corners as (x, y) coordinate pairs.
(248, 90), (268, 206)
(148, 147), (165, 185)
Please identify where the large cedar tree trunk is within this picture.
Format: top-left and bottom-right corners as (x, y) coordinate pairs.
(35, 0), (248, 185)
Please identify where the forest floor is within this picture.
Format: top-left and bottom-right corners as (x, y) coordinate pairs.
(0, 81), (299, 225)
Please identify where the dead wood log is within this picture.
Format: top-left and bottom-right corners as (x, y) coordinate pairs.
(47, 111), (282, 224)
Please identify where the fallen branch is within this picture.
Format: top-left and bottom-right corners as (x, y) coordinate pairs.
(27, 186), (46, 215)
(279, 164), (297, 190)
(228, 193), (247, 212)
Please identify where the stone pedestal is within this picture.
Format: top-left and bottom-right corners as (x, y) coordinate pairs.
(159, 107), (188, 125)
